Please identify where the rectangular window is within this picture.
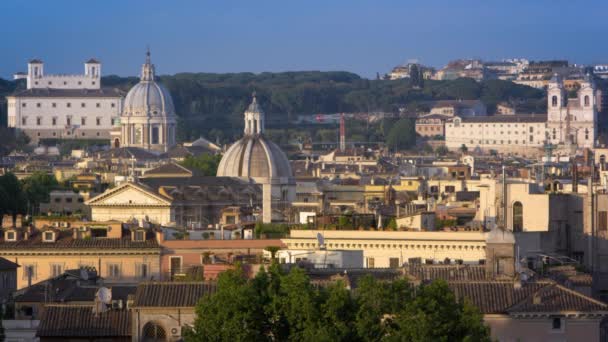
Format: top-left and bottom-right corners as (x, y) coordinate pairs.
(170, 257), (182, 276)
(599, 211), (607, 231)
(81, 103), (86, 108)
(81, 117), (86, 126)
(366, 257), (375, 268)
(6, 232), (16, 241)
(22, 117), (27, 125)
(96, 103), (100, 108)
(36, 103), (41, 108)
(65, 198), (72, 203)
(151, 126), (159, 144)
(43, 232), (54, 241)
(96, 117), (101, 126)
(67, 117), (72, 125)
(389, 258), (400, 268)
(67, 103), (71, 108)
(136, 230), (145, 241)
(90, 228), (107, 238)
(108, 264), (120, 278)
(138, 263), (148, 279)
(51, 264), (63, 277)
(36, 117), (41, 126)
(52, 103), (56, 108)
(23, 265), (36, 280)
(52, 117), (57, 126)
(22, 103), (26, 108)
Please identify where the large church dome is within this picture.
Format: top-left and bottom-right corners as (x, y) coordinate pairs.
(216, 94), (293, 180)
(117, 50), (177, 153)
(123, 51), (176, 118)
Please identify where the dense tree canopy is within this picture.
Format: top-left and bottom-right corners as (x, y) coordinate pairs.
(184, 265), (490, 342)
(0, 172), (60, 219)
(0, 72), (545, 150)
(386, 118), (416, 151)
(179, 154), (222, 176)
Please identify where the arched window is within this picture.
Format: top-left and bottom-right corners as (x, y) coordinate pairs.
(142, 322), (167, 342)
(601, 155), (606, 171)
(552, 95), (558, 107)
(585, 95), (590, 107)
(513, 201), (523, 232)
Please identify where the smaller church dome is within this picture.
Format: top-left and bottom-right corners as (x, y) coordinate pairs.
(216, 94), (293, 180)
(122, 50), (176, 118)
(217, 135), (293, 179)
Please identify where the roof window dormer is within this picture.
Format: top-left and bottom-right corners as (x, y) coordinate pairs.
(4, 230), (18, 242)
(42, 230), (57, 243)
(133, 229), (146, 242)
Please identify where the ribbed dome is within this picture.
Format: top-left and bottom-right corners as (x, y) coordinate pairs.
(123, 81), (175, 117)
(122, 50), (175, 118)
(216, 136), (293, 179)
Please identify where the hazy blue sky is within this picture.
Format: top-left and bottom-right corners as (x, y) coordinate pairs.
(1, 0), (607, 79)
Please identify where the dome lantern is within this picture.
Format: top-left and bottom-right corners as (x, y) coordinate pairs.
(244, 92), (265, 136)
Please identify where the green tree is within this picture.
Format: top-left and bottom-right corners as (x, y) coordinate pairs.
(410, 64), (421, 88)
(387, 218), (398, 230)
(272, 267), (321, 341)
(435, 145), (449, 156)
(386, 118), (416, 151)
(317, 281), (358, 341)
(390, 280), (490, 342)
(0, 173), (26, 217)
(460, 144), (468, 154)
(180, 154), (222, 176)
(184, 267), (267, 342)
(355, 275), (393, 341)
(21, 172), (59, 215)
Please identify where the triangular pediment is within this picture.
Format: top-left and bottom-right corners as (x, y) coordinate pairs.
(86, 182), (172, 206)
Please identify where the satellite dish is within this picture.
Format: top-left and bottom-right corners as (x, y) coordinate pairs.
(316, 233), (325, 249)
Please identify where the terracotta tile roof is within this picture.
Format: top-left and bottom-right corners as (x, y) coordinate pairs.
(15, 270), (136, 303)
(0, 230), (160, 250)
(36, 305), (130, 338)
(448, 281), (608, 314)
(132, 282), (217, 307)
(407, 264), (487, 282)
(161, 239), (284, 249)
(507, 283), (608, 313)
(306, 268), (403, 289)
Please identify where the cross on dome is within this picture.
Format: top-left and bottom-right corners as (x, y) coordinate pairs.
(141, 48), (155, 82)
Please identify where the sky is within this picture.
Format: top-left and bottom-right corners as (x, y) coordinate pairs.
(1, 0), (608, 79)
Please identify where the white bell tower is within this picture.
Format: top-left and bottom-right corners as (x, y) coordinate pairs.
(547, 74), (565, 123)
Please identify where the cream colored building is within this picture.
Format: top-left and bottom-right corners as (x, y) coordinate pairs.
(87, 182), (174, 225)
(0, 225), (161, 290)
(445, 75), (597, 154)
(283, 229), (493, 268)
(7, 58), (123, 144)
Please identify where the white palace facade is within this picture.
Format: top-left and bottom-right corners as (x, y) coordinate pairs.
(445, 75), (598, 155)
(7, 59), (123, 144)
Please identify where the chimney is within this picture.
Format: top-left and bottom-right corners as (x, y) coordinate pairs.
(532, 292), (542, 305)
(155, 230), (164, 244)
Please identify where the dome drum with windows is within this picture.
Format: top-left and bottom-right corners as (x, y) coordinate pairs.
(114, 50), (177, 152)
